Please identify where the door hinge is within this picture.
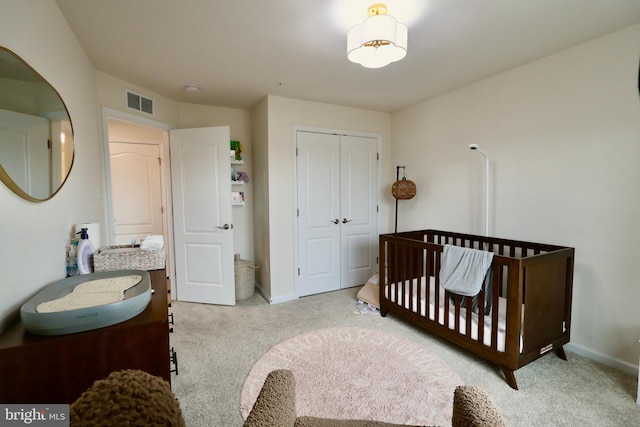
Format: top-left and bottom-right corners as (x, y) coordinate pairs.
(296, 147), (298, 156)
(297, 208), (299, 217)
(377, 152), (379, 161)
(298, 268), (301, 276)
(161, 206), (164, 214)
(158, 157), (161, 165)
(376, 257), (379, 264)
(377, 205), (379, 213)
(47, 139), (51, 149)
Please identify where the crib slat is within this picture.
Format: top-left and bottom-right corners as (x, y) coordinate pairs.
(491, 265), (502, 349)
(447, 291), (455, 330)
(392, 242), (400, 306)
(398, 246), (407, 307)
(425, 248), (432, 316)
(407, 245), (415, 312)
(477, 288), (485, 345)
(465, 296), (472, 339)
(417, 247), (424, 316)
(434, 249), (441, 323)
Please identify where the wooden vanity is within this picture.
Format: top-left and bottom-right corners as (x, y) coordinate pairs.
(0, 269), (171, 404)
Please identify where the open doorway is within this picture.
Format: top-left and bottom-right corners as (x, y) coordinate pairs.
(101, 108), (173, 281)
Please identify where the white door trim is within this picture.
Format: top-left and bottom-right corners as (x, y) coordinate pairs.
(292, 125), (382, 298)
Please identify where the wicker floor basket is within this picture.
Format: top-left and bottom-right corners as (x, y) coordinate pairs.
(234, 255), (258, 300)
(94, 245), (165, 272)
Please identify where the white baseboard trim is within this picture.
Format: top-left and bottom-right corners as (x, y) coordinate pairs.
(253, 283), (298, 304)
(268, 293), (298, 304)
(565, 342), (638, 376)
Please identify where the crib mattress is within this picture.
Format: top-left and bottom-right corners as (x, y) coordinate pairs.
(20, 270), (152, 336)
(385, 277), (522, 353)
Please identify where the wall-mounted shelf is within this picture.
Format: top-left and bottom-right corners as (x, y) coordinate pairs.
(230, 141), (246, 207)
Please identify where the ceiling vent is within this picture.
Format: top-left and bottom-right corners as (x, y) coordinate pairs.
(126, 90), (154, 115)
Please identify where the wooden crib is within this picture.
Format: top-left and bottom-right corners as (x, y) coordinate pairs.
(379, 229), (574, 390)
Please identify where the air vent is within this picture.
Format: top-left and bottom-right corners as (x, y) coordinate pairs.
(126, 90), (154, 115)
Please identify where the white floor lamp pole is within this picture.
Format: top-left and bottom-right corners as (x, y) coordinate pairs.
(469, 144), (489, 237)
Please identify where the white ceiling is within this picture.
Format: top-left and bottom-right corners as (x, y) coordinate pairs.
(55, 0), (640, 113)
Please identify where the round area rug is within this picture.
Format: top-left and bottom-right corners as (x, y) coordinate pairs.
(240, 327), (463, 425)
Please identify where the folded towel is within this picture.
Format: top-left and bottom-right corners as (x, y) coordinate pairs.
(439, 245), (494, 297)
(140, 235), (164, 251)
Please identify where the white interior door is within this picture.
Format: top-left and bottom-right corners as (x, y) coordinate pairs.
(297, 131), (341, 296)
(109, 142), (163, 245)
(169, 127), (235, 305)
(340, 135), (378, 288)
(296, 130), (378, 297)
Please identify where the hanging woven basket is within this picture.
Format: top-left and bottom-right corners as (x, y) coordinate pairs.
(391, 178), (417, 200)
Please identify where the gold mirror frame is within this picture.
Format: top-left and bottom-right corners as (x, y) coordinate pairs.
(0, 47), (74, 202)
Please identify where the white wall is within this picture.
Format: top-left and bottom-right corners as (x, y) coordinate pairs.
(260, 95), (392, 302)
(0, 1), (104, 332)
(96, 71), (179, 126)
(250, 98), (270, 294)
(391, 24), (640, 370)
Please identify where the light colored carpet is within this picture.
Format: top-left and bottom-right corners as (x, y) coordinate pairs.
(240, 327), (462, 425)
(169, 287), (640, 427)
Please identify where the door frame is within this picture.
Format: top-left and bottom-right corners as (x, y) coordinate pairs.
(100, 107), (175, 285)
(292, 125), (382, 298)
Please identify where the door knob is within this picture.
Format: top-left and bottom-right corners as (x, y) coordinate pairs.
(342, 218), (352, 223)
(217, 223), (233, 230)
(331, 219), (340, 224)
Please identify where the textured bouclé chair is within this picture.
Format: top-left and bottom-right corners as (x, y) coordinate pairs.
(70, 370), (185, 427)
(243, 369), (506, 427)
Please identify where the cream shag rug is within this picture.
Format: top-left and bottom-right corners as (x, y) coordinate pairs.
(240, 327), (462, 425)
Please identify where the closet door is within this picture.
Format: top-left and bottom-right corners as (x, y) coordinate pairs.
(340, 135), (378, 288)
(296, 130), (378, 297)
(296, 131), (341, 296)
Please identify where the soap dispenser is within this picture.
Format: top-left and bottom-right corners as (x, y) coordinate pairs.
(76, 227), (95, 275)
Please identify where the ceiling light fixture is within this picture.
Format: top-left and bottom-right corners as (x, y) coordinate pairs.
(184, 85), (200, 93)
(347, 3), (408, 69)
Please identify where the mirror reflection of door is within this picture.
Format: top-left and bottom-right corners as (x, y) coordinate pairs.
(0, 109), (50, 198)
(0, 47), (74, 201)
(107, 119), (165, 246)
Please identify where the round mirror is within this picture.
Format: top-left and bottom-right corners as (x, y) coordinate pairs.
(0, 47), (74, 202)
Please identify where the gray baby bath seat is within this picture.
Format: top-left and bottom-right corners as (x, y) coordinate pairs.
(20, 270), (152, 336)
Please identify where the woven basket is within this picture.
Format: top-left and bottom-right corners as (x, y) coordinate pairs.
(94, 245), (165, 272)
(234, 255), (259, 300)
(391, 179), (417, 200)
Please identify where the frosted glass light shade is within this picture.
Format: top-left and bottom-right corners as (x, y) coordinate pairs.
(347, 13), (408, 68)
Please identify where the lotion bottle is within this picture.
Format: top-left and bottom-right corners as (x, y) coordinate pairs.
(76, 228), (95, 274)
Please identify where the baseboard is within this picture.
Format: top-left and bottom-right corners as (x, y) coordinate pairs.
(253, 282), (298, 305)
(565, 342), (638, 377)
(268, 293), (298, 304)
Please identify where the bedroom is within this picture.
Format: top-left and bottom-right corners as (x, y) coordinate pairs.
(0, 0), (639, 408)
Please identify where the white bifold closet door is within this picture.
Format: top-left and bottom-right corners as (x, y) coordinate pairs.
(296, 130), (378, 297)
